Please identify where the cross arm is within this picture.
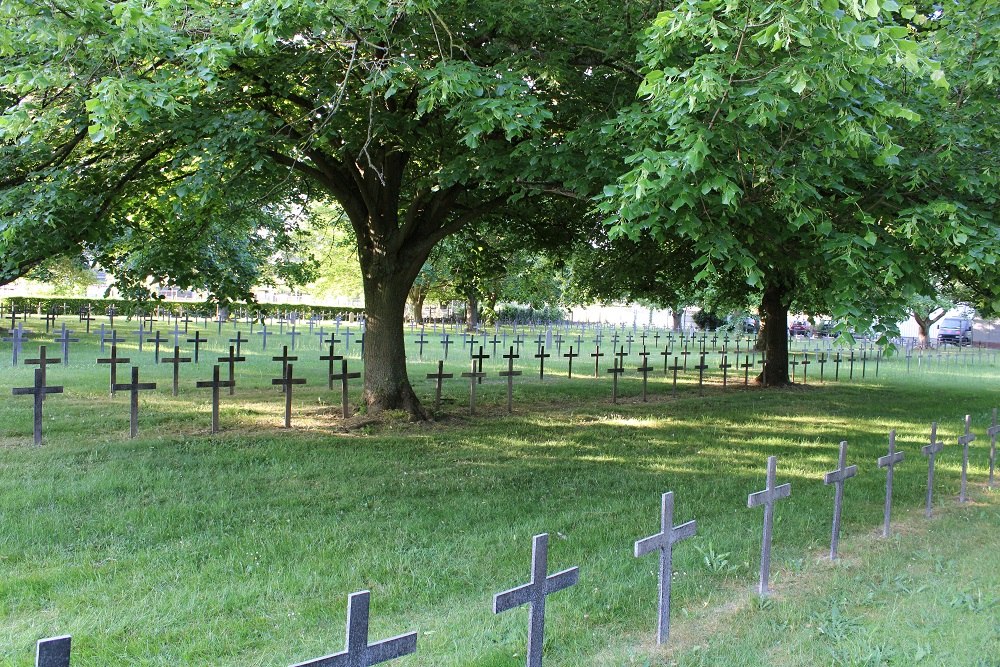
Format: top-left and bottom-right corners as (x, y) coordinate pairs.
(824, 465), (858, 484)
(493, 581), (534, 613)
(747, 483), (791, 508)
(544, 566), (579, 595)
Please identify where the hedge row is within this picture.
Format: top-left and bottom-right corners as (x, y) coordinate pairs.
(0, 297), (365, 321)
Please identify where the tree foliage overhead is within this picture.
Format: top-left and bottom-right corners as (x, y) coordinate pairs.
(602, 0), (1000, 335)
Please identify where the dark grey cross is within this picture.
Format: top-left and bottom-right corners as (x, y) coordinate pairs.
(465, 335), (479, 357)
(694, 353), (709, 396)
(229, 331), (248, 358)
(341, 328), (355, 354)
(187, 331), (208, 363)
(789, 354), (799, 383)
(489, 334), (502, 360)
(877, 430), (905, 537)
(591, 345), (604, 378)
(499, 347), (522, 414)
(833, 352), (842, 380)
(289, 590), (417, 667)
(218, 345), (247, 396)
(166, 322), (184, 348)
(324, 334), (343, 358)
(196, 365), (233, 434)
(12, 368), (64, 445)
(133, 325), (149, 352)
(823, 441), (857, 560)
(272, 346), (299, 394)
(719, 354), (732, 388)
(818, 353), (827, 382)
(149, 330), (168, 363)
(331, 358), (361, 419)
(440, 333), (453, 359)
(426, 360), (454, 412)
(563, 346), (579, 378)
(288, 325), (302, 351)
(272, 363), (307, 428)
(216, 312), (227, 335)
(607, 357), (625, 404)
(42, 311), (57, 333)
(163, 345), (192, 396)
(470, 345), (490, 385)
(97, 344), (131, 396)
(680, 345), (691, 371)
(667, 356), (682, 395)
(461, 357), (487, 415)
(958, 414), (975, 503)
(106, 305), (118, 327)
(741, 355), (753, 386)
(113, 366), (157, 438)
(36, 635), (72, 667)
(79, 311), (94, 334)
(321, 340), (345, 390)
(634, 491), (696, 644)
(987, 408), (999, 488)
(258, 324), (271, 350)
(276, 316), (288, 335)
(921, 422), (944, 517)
(53, 324), (79, 366)
(553, 332), (564, 356)
(637, 356), (653, 402)
(313, 327), (327, 349)
(848, 349), (856, 380)
(6, 306), (20, 330)
(747, 455), (791, 596)
(534, 345), (551, 380)
(414, 330), (428, 359)
(25, 345), (60, 390)
(181, 312), (193, 333)
(659, 346), (671, 374)
(493, 533), (579, 667)
(800, 354), (810, 383)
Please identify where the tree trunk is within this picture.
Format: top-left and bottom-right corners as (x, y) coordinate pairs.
(362, 268), (430, 420)
(671, 309), (683, 331)
(409, 291), (426, 325)
(757, 278), (791, 386)
(466, 295), (479, 331)
(914, 316), (931, 348)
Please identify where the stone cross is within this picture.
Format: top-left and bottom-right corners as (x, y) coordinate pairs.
(414, 330), (428, 360)
(53, 324), (79, 366)
(133, 325), (148, 352)
(229, 331), (248, 358)
(148, 330), (167, 363)
(341, 328), (355, 354)
(667, 356), (682, 395)
(987, 408), (999, 488)
(921, 422), (944, 517)
(818, 353), (827, 382)
(331, 358), (361, 419)
(113, 366), (157, 438)
(823, 441), (857, 560)
(272, 345), (299, 394)
(747, 455), (791, 596)
(563, 346), (579, 378)
(97, 344), (132, 396)
(288, 324), (302, 351)
(694, 353), (709, 396)
(258, 324), (272, 350)
(163, 345), (192, 396)
(440, 332), (453, 359)
(740, 354), (753, 386)
(426, 360), (454, 412)
(958, 414), (975, 503)
(719, 354), (732, 388)
(25, 345), (60, 390)
(289, 590), (417, 667)
(13, 368), (64, 445)
(218, 345), (246, 396)
(607, 357), (625, 404)
(471, 345), (490, 385)
(36, 635), (72, 667)
(106, 305), (118, 327)
(461, 356), (487, 415)
(321, 340), (345, 390)
(590, 345), (604, 378)
(493, 533), (579, 667)
(534, 345), (551, 380)
(877, 430), (904, 537)
(187, 330), (208, 363)
(634, 491), (696, 644)
(800, 354), (810, 383)
(499, 347), (522, 414)
(272, 363), (307, 428)
(637, 356), (653, 402)
(42, 311), (57, 333)
(196, 365), (233, 433)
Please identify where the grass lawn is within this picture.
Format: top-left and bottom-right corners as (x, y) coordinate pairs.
(1, 318), (998, 665)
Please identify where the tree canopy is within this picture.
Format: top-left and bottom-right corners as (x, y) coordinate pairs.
(601, 0), (1000, 382)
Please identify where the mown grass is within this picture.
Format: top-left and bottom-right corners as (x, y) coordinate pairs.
(1, 317), (998, 666)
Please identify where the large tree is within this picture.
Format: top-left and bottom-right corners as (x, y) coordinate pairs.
(602, 0), (1000, 384)
(1, 0), (645, 416)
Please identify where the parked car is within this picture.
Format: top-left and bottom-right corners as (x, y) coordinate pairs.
(937, 318), (973, 345)
(788, 321), (810, 337)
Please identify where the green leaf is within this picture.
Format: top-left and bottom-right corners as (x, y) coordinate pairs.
(863, 0), (880, 16)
